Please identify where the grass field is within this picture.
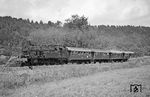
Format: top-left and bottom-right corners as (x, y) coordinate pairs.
(12, 64), (150, 97)
(0, 56), (150, 97)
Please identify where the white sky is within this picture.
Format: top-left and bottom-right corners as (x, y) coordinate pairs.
(0, 0), (150, 26)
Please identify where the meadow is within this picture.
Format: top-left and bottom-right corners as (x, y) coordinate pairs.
(0, 56), (150, 96)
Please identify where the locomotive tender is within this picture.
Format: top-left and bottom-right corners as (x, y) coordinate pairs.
(21, 45), (134, 66)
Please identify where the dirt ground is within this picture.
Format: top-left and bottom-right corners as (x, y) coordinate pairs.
(6, 65), (150, 97)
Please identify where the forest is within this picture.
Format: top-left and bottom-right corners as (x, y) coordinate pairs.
(0, 15), (150, 56)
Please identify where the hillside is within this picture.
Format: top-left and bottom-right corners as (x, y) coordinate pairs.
(0, 15), (150, 56)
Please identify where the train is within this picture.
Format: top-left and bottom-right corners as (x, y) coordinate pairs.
(20, 45), (134, 66)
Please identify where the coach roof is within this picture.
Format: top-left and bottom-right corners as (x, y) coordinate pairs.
(66, 47), (92, 52)
(123, 51), (134, 54)
(66, 47), (108, 52)
(92, 49), (109, 53)
(108, 50), (124, 53)
(108, 50), (134, 54)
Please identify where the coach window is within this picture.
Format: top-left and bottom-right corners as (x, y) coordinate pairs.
(98, 52), (102, 55)
(86, 52), (88, 55)
(73, 51), (75, 54)
(75, 51), (77, 54)
(71, 51), (74, 54)
(107, 53), (109, 55)
(74, 51), (76, 54)
(79, 51), (81, 54)
(76, 51), (78, 55)
(82, 52), (84, 54)
(78, 51), (80, 55)
(103, 53), (106, 56)
(95, 52), (98, 55)
(59, 48), (63, 51)
(70, 51), (72, 54)
(75, 51), (79, 54)
(85, 52), (87, 55)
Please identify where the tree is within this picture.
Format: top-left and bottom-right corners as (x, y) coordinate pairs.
(35, 21), (38, 24)
(64, 15), (88, 31)
(40, 20), (43, 24)
(31, 20), (34, 24)
(26, 19), (30, 23)
(55, 20), (62, 27)
(48, 21), (55, 26)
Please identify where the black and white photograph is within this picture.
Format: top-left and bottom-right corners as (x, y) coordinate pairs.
(0, 0), (150, 97)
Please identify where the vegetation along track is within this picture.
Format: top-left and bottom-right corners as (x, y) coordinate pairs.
(0, 56), (150, 97)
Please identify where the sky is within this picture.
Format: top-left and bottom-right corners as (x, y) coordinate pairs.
(0, 0), (150, 26)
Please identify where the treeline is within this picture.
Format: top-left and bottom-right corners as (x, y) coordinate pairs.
(0, 15), (150, 56)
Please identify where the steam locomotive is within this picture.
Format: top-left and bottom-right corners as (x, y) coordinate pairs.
(20, 45), (134, 66)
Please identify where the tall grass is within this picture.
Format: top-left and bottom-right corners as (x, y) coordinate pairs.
(0, 56), (150, 96)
